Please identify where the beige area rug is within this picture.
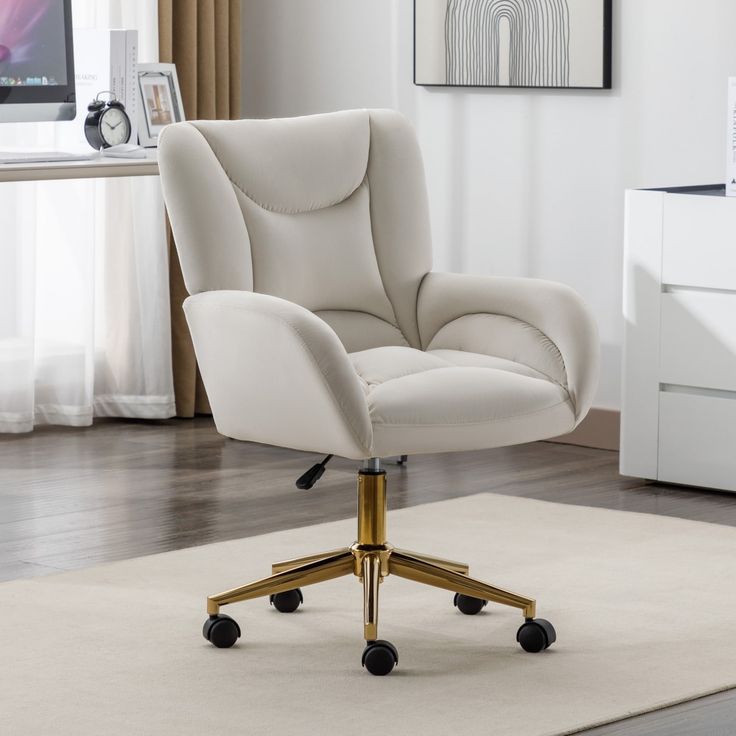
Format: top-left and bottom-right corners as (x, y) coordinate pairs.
(2, 493), (736, 736)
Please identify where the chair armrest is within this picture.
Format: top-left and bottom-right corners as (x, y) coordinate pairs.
(184, 290), (373, 458)
(417, 272), (599, 422)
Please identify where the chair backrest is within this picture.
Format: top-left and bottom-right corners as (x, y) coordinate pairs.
(159, 109), (434, 352)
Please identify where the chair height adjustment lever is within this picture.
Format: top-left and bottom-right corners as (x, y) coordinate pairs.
(296, 455), (334, 490)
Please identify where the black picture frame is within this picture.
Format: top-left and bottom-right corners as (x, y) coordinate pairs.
(414, 0), (613, 90)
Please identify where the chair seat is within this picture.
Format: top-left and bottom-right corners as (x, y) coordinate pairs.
(350, 346), (575, 457)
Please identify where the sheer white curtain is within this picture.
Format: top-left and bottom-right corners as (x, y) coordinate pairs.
(0, 0), (175, 433)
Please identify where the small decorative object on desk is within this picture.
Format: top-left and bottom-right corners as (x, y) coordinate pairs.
(137, 63), (186, 148)
(100, 143), (148, 159)
(84, 91), (132, 150)
(727, 77), (736, 197)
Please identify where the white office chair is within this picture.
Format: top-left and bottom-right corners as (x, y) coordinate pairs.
(159, 109), (598, 675)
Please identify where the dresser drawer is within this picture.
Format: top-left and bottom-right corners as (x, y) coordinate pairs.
(662, 195), (736, 291)
(658, 391), (736, 492)
(660, 292), (736, 392)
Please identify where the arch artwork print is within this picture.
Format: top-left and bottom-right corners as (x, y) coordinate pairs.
(446, 0), (571, 87)
(414, 0), (612, 89)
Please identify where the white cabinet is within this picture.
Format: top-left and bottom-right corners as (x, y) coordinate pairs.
(621, 186), (736, 492)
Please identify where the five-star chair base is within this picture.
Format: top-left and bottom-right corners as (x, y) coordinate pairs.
(202, 464), (556, 675)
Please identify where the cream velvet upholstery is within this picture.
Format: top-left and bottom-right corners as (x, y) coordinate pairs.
(159, 109), (598, 460)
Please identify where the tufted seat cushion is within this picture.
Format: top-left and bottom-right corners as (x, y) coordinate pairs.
(349, 347), (575, 457)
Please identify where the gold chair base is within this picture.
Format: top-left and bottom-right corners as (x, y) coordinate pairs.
(206, 468), (537, 642)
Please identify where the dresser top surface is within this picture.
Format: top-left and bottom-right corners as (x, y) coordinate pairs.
(648, 184), (726, 197)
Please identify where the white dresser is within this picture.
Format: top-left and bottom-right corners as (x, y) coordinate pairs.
(621, 185), (736, 492)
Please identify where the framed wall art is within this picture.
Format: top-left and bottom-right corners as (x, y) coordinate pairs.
(414, 0), (613, 89)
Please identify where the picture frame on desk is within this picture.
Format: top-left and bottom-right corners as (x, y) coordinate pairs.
(137, 63), (185, 148)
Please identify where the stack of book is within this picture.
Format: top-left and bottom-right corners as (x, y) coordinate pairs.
(59, 29), (138, 151)
(728, 77), (736, 197)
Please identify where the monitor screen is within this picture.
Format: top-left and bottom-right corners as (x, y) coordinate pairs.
(0, 0), (75, 122)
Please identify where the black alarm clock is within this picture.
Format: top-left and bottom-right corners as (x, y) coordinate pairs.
(84, 91), (132, 150)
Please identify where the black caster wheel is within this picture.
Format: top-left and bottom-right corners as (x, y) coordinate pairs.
(270, 588), (303, 613)
(362, 640), (399, 676)
(453, 593), (488, 615)
(517, 618), (556, 653)
(203, 614), (241, 649)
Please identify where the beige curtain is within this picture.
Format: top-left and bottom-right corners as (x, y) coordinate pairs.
(159, 0), (242, 416)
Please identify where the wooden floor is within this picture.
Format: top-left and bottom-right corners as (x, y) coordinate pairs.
(2, 416), (736, 734)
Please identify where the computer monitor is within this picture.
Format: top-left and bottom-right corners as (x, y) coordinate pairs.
(0, 0), (76, 123)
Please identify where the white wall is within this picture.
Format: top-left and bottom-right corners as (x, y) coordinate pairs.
(241, 0), (736, 410)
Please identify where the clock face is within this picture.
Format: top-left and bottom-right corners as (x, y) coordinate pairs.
(99, 107), (131, 146)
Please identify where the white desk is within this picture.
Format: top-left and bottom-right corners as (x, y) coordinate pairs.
(0, 148), (168, 434)
(0, 149), (159, 183)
